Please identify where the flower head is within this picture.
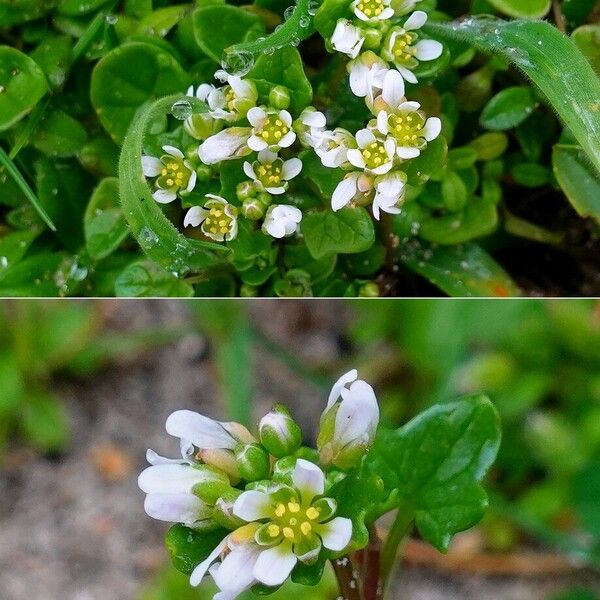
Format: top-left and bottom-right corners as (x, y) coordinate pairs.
(199, 127), (253, 164)
(315, 127), (356, 169)
(295, 107), (327, 148)
(348, 51), (390, 104)
(352, 0), (395, 21)
(372, 171), (406, 219)
(331, 19), (365, 58)
(142, 145), (197, 204)
(347, 128), (396, 175)
(331, 171), (375, 211)
(248, 107), (296, 152)
(262, 204), (303, 238)
(205, 75), (258, 122)
(381, 11), (443, 84)
(243, 149), (302, 195)
(184, 195), (239, 242)
(317, 369), (379, 468)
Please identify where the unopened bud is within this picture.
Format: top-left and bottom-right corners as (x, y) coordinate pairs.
(184, 113), (223, 140)
(259, 405), (302, 458)
(269, 85), (291, 110)
(359, 282), (379, 297)
(242, 198), (267, 220)
(200, 448), (240, 482)
(235, 443), (271, 481)
(237, 180), (258, 202)
(362, 27), (383, 50)
(212, 488), (244, 529)
(240, 283), (259, 297)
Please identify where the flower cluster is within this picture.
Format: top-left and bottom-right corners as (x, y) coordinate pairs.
(139, 370), (379, 598)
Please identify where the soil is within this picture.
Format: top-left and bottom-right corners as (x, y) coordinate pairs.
(0, 300), (599, 600)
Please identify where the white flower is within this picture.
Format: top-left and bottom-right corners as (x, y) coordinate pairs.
(199, 128), (253, 164)
(187, 83), (215, 102)
(295, 107), (327, 148)
(352, 0), (394, 21)
(204, 76), (258, 122)
(247, 107), (296, 152)
(315, 127), (356, 169)
(262, 204), (303, 238)
(142, 145), (197, 204)
(347, 128), (396, 175)
(374, 72), (441, 159)
(381, 11), (443, 84)
(184, 195), (239, 242)
(331, 171), (375, 211)
(348, 51), (390, 104)
(372, 171), (406, 220)
(331, 19), (365, 58)
(317, 369), (379, 468)
(138, 462), (226, 528)
(243, 149), (302, 195)
(184, 84), (224, 140)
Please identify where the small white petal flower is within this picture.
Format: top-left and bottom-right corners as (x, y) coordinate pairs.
(141, 156), (162, 177)
(318, 369), (380, 469)
(381, 12), (443, 84)
(182, 194), (239, 242)
(243, 149), (302, 195)
(331, 172), (375, 211)
(372, 171), (406, 220)
(315, 127), (356, 169)
(142, 145), (196, 203)
(346, 128), (396, 175)
(352, 0), (395, 22)
(295, 107), (327, 148)
(262, 204), (303, 238)
(248, 107), (297, 152)
(348, 51), (390, 104)
(206, 76), (258, 122)
(199, 128), (252, 164)
(331, 19), (365, 58)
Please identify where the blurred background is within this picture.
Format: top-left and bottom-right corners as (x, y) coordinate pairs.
(1, 300), (600, 600)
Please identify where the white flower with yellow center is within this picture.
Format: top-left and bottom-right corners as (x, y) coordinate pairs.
(331, 172), (375, 211)
(184, 84), (223, 141)
(205, 76), (258, 122)
(381, 11), (443, 84)
(295, 107), (327, 149)
(243, 149), (302, 195)
(262, 204), (303, 238)
(331, 19), (365, 58)
(352, 0), (394, 21)
(184, 194), (239, 242)
(247, 107), (296, 152)
(199, 127), (253, 164)
(347, 128), (396, 175)
(372, 171), (407, 220)
(142, 145), (197, 204)
(348, 51), (390, 104)
(315, 127), (356, 169)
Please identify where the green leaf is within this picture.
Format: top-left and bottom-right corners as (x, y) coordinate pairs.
(487, 0), (550, 19)
(572, 25), (600, 75)
(0, 46), (48, 131)
(0, 252), (66, 297)
(368, 395), (501, 552)
(248, 46), (312, 113)
(426, 18), (600, 178)
(302, 207), (375, 259)
(115, 259), (195, 297)
(0, 228), (41, 274)
(32, 109), (88, 157)
(314, 0), (351, 39)
(85, 177), (130, 260)
(21, 388), (70, 452)
(480, 86), (538, 131)
(58, 0), (110, 16)
(301, 150), (344, 198)
(30, 35), (73, 89)
(166, 524), (229, 575)
(398, 239), (521, 297)
(553, 145), (600, 223)
(119, 94), (229, 276)
(91, 42), (191, 143)
(193, 5), (264, 63)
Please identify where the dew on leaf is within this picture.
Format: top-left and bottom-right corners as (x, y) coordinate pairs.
(221, 50), (254, 77)
(171, 100), (192, 121)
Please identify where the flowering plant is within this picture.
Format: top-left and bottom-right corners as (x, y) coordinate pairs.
(139, 370), (501, 598)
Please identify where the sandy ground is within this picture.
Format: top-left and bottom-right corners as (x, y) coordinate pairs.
(0, 300), (598, 600)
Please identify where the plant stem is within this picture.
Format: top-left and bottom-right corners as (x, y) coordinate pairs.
(332, 556), (362, 600)
(361, 527), (383, 600)
(552, 0), (567, 33)
(380, 508), (415, 593)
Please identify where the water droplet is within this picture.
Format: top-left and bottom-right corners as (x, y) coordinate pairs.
(140, 226), (159, 247)
(299, 15), (310, 27)
(264, 47), (275, 56)
(290, 34), (301, 47)
(307, 0), (319, 15)
(0, 86), (5, 94)
(284, 5), (295, 19)
(0, 256), (8, 269)
(221, 50), (254, 77)
(105, 13), (118, 25)
(171, 100), (192, 120)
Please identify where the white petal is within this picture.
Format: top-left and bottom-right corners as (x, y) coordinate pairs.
(356, 128), (375, 148)
(243, 161), (256, 180)
(265, 186), (287, 195)
(346, 148), (366, 169)
(282, 158), (302, 180)
(265, 219), (287, 238)
(331, 176), (358, 211)
(398, 66), (418, 84)
(335, 380), (379, 447)
(199, 129), (251, 164)
(377, 172), (405, 197)
(349, 63), (368, 97)
(397, 146), (421, 159)
(186, 170), (197, 193)
(279, 131), (296, 148)
(141, 156), (161, 177)
(253, 543), (297, 587)
(414, 39), (443, 61)
(258, 148), (278, 163)
(152, 189), (177, 204)
(162, 145), (184, 158)
(303, 110), (326, 128)
(376, 111), (389, 135)
(292, 459), (325, 502)
(280, 110), (293, 126)
(166, 410), (237, 449)
(184, 206), (208, 228)
(146, 448), (184, 465)
(381, 70), (405, 108)
(379, 7), (395, 19)
(247, 106), (267, 128)
(211, 544), (260, 596)
(384, 138), (396, 158)
(138, 464), (210, 494)
(317, 517), (352, 551)
(404, 10), (427, 31)
(326, 369), (358, 410)
(248, 135), (269, 151)
(190, 536), (229, 586)
(423, 117), (442, 142)
(144, 493), (205, 524)
(233, 491), (274, 522)
(398, 101), (420, 112)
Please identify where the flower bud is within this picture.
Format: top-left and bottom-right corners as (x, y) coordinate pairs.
(195, 164), (213, 183)
(242, 198), (267, 220)
(212, 488), (245, 529)
(240, 283), (259, 297)
(184, 113), (223, 141)
(200, 448), (240, 482)
(259, 404), (303, 458)
(269, 85), (291, 110)
(359, 282), (380, 297)
(317, 369), (379, 470)
(235, 443), (271, 481)
(362, 26), (383, 50)
(237, 180), (258, 202)
(192, 466), (236, 504)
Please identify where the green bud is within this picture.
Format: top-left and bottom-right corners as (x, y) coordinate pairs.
(212, 488), (244, 529)
(269, 85), (291, 110)
(192, 470), (235, 505)
(184, 113), (223, 141)
(259, 404), (303, 458)
(235, 443), (271, 481)
(240, 283), (259, 297)
(196, 164), (213, 183)
(237, 180), (258, 202)
(256, 191), (272, 207)
(359, 282), (380, 297)
(362, 27), (383, 50)
(200, 448), (240, 481)
(242, 198), (267, 220)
